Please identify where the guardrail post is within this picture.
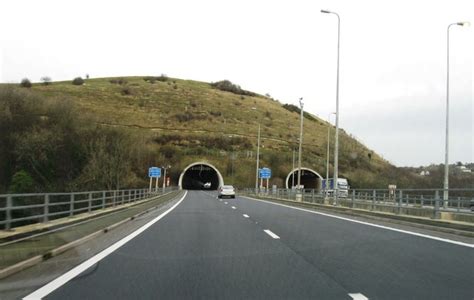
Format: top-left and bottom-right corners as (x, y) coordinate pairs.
(311, 189), (315, 203)
(102, 191), (106, 209)
(351, 190), (355, 208)
(6, 195), (12, 230)
(88, 192), (92, 212)
(128, 190), (131, 203)
(420, 195), (424, 207)
(69, 194), (74, 217)
(43, 194), (49, 223)
(457, 197), (460, 212)
(372, 190), (376, 211)
(113, 190), (117, 207)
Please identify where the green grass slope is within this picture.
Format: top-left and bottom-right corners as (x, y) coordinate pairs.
(2, 76), (418, 189)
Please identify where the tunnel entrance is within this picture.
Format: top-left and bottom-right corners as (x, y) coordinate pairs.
(285, 168), (323, 190)
(179, 162), (224, 190)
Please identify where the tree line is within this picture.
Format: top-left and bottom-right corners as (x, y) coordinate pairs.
(0, 86), (154, 193)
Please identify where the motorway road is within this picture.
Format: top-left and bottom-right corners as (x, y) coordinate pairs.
(26, 191), (474, 299)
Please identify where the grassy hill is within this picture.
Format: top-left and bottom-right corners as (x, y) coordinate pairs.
(0, 76), (422, 192)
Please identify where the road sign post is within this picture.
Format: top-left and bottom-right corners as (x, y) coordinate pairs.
(148, 167), (162, 192)
(259, 168), (271, 193)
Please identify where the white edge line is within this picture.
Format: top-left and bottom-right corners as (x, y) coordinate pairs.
(348, 293), (369, 300)
(24, 191), (188, 300)
(264, 229), (280, 239)
(242, 196), (474, 248)
(231, 206), (236, 209)
(243, 214), (249, 218)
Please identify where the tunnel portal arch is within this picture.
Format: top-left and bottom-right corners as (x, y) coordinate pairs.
(285, 167), (323, 190)
(179, 162), (224, 190)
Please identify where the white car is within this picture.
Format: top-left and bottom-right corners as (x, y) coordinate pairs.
(218, 185), (235, 198)
(203, 182), (211, 189)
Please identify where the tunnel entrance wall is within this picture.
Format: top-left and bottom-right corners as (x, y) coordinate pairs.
(179, 162), (224, 190)
(285, 167), (323, 190)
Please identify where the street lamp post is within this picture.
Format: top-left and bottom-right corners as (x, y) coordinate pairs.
(252, 107), (261, 194)
(321, 9), (341, 205)
(326, 112), (336, 198)
(297, 98), (304, 199)
(292, 149), (296, 188)
(444, 21), (470, 207)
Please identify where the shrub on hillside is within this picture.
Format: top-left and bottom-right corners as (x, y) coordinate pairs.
(9, 170), (35, 193)
(209, 111), (222, 117)
(210, 80), (257, 96)
(157, 74), (168, 82)
(153, 134), (183, 145)
(143, 77), (156, 84)
(282, 104), (317, 121)
(174, 112), (207, 123)
(40, 76), (52, 86)
(143, 74), (168, 84)
(110, 78), (128, 85)
(121, 86), (132, 95)
(20, 78), (32, 88)
(72, 77), (84, 85)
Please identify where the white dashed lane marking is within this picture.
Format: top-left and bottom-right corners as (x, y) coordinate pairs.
(263, 229), (280, 239)
(348, 293), (369, 300)
(243, 214), (249, 218)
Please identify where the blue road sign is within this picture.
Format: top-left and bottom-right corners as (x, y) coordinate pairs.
(259, 167), (271, 179)
(148, 167), (161, 178)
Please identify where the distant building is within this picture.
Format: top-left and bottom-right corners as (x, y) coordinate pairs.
(419, 170), (430, 176)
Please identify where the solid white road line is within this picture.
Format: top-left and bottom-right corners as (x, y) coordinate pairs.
(349, 293), (369, 300)
(242, 196), (474, 248)
(24, 191), (189, 300)
(243, 214), (250, 218)
(264, 229), (280, 239)
(231, 206), (236, 209)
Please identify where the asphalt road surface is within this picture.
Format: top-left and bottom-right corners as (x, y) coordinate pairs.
(26, 191), (474, 299)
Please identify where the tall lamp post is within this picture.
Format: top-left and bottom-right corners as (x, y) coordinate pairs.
(321, 9), (341, 204)
(443, 21), (470, 207)
(292, 148), (296, 188)
(326, 112), (336, 198)
(296, 98), (304, 200)
(252, 107), (261, 193)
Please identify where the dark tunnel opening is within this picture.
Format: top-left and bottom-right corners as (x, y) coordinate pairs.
(287, 169), (320, 189)
(181, 164), (220, 190)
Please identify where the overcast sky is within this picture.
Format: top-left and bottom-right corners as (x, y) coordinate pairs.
(1, 0), (472, 167)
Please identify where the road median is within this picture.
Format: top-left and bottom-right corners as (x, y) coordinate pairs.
(0, 190), (183, 279)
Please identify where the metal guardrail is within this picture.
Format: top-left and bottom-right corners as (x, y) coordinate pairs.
(241, 188), (474, 219)
(0, 187), (177, 230)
